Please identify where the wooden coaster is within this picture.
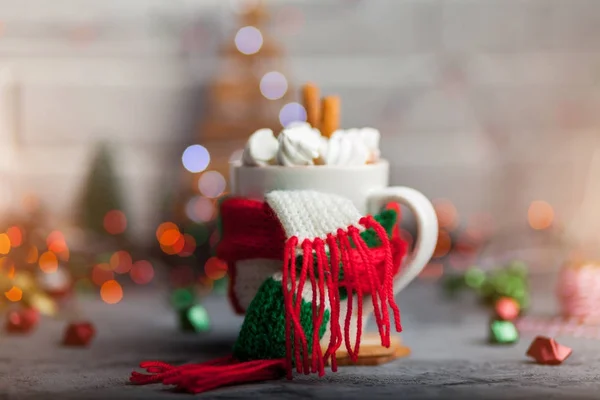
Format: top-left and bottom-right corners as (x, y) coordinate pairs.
(323, 333), (410, 366)
(335, 344), (411, 366)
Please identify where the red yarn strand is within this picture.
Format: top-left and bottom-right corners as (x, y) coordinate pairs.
(294, 240), (310, 374)
(313, 238), (327, 376)
(305, 239), (320, 374)
(325, 234), (342, 371)
(339, 229), (363, 362)
(282, 238), (295, 379)
(364, 216), (402, 333)
(349, 227), (389, 347)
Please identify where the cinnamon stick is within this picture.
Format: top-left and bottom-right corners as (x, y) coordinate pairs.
(320, 95), (340, 138)
(302, 82), (321, 128)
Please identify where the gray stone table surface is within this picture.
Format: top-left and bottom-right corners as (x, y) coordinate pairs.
(1, 279), (600, 400)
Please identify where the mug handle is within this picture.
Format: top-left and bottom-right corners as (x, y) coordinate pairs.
(367, 186), (439, 295)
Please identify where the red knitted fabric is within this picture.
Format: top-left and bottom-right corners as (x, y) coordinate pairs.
(217, 198), (286, 262)
(217, 197), (408, 300)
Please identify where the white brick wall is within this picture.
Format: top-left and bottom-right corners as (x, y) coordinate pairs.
(1, 0), (599, 243)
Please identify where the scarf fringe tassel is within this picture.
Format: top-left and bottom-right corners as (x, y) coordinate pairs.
(130, 357), (287, 394)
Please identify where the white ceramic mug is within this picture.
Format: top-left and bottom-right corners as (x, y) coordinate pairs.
(229, 159), (438, 341)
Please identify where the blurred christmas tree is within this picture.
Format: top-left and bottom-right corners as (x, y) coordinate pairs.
(157, 0), (294, 308)
(77, 142), (129, 247)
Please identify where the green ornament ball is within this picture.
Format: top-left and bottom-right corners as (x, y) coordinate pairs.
(179, 305), (211, 333)
(488, 319), (519, 345)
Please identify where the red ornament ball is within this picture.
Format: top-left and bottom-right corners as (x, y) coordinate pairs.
(63, 321), (96, 346)
(494, 297), (520, 321)
(6, 308), (39, 334)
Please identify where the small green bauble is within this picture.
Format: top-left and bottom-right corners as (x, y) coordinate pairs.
(179, 304), (211, 333)
(488, 319), (519, 344)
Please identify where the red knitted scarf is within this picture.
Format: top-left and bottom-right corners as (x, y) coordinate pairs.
(217, 198), (407, 312)
(131, 197), (408, 394)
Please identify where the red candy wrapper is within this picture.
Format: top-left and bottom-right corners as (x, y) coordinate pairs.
(526, 336), (572, 365)
(63, 322), (96, 346)
(6, 308), (39, 334)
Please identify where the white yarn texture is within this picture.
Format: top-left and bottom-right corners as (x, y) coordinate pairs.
(264, 190), (363, 242)
(230, 190), (364, 313)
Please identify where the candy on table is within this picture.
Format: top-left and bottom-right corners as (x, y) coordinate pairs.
(178, 304), (211, 333)
(488, 319), (519, 344)
(5, 308), (39, 334)
(494, 297), (520, 321)
(63, 321), (96, 346)
(526, 336), (572, 365)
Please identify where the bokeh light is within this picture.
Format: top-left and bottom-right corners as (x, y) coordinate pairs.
(6, 226), (22, 247)
(25, 245), (38, 263)
(157, 224), (182, 247)
(0, 233), (10, 255)
(39, 251), (58, 273)
(161, 233), (185, 255)
(182, 145), (210, 173)
(47, 230), (68, 253)
(92, 263), (114, 286)
(178, 234), (197, 257)
(234, 26), (263, 55)
(156, 222), (178, 240)
(100, 280), (123, 304)
(198, 171), (227, 198)
(103, 210), (127, 235)
(433, 230), (452, 258)
(205, 257), (228, 280)
(229, 149), (244, 163)
(5, 286), (22, 302)
(528, 200), (554, 230)
(185, 196), (215, 223)
(130, 260), (154, 285)
(279, 102), (307, 127)
(39, 268), (71, 292)
(434, 199), (459, 231)
(110, 251), (133, 274)
(260, 71), (288, 100)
